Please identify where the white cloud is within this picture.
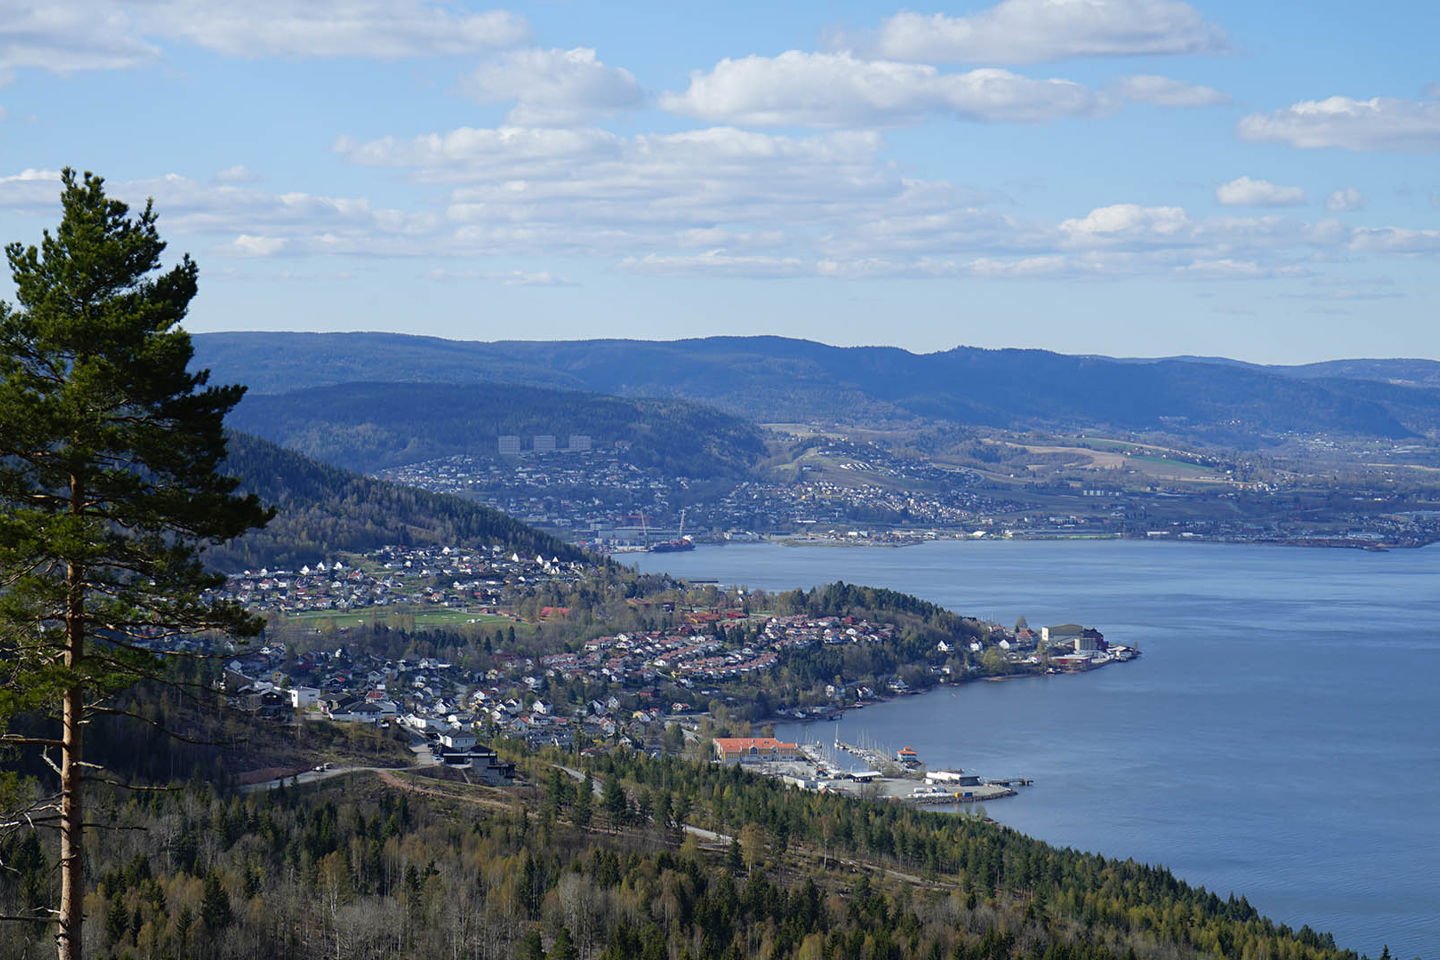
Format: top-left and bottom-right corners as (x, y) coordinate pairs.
(1326, 187), (1364, 212)
(0, 167), (65, 210)
(338, 125), (895, 215)
(1215, 176), (1307, 207)
(0, 167), (62, 184)
(464, 47), (643, 126)
(1059, 204), (1190, 246)
(332, 120), (1387, 281)
(0, 3), (159, 75)
(872, 0), (1226, 64)
(1349, 227), (1440, 253)
(224, 234), (289, 257)
(335, 126), (625, 182)
(661, 51), (1103, 127)
(966, 253), (1134, 278)
(0, 1), (527, 77)
(1238, 95), (1440, 152)
(6, 154), (1387, 286)
(674, 228), (787, 250)
(1110, 75), (1228, 107)
(1177, 258), (1311, 280)
(2, 171), (438, 260)
(1177, 258), (1265, 278)
(338, 123), (1030, 266)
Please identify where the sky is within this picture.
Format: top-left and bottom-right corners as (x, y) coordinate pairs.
(2, 0), (1439, 363)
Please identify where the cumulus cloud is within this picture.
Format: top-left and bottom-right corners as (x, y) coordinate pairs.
(465, 47), (643, 126)
(1215, 176), (1307, 207)
(1326, 187), (1364, 212)
(661, 51), (1103, 127)
(872, 0), (1226, 64)
(0, 0), (527, 76)
(1059, 203), (1190, 246)
(1110, 74), (1228, 107)
(1238, 95), (1440, 152)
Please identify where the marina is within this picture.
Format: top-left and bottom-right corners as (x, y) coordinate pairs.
(781, 734), (1030, 806)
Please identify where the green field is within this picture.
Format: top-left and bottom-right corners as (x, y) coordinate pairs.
(1124, 452), (1217, 474)
(280, 607), (517, 629)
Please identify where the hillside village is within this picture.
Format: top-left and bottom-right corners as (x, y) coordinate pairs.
(216, 544), (587, 616)
(217, 549), (1136, 771)
(380, 439), (1015, 548)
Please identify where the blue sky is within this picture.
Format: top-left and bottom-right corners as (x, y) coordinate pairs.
(2, 0), (1438, 362)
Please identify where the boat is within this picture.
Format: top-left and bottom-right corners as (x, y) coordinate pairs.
(650, 508), (696, 552)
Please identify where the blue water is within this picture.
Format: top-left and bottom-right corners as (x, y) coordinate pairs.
(630, 540), (1440, 959)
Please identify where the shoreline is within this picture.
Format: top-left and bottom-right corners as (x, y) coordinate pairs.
(699, 532), (1435, 552)
(762, 651), (1137, 728)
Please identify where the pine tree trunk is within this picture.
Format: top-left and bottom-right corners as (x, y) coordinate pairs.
(57, 475), (85, 960)
(58, 679), (83, 960)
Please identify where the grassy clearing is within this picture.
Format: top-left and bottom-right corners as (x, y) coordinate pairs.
(280, 606), (518, 629)
(1124, 453), (1216, 475)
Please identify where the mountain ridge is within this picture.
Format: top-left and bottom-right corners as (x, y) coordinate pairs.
(194, 331), (1440, 443)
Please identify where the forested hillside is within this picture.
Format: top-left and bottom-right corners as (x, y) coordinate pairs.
(228, 381), (768, 477)
(0, 750), (1365, 960)
(210, 433), (589, 570)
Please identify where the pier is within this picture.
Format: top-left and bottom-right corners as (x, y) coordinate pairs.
(835, 739), (904, 775)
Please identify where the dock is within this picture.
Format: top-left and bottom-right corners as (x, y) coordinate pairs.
(834, 739), (902, 774)
(904, 783), (1017, 804)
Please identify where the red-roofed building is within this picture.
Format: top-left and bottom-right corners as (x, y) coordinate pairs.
(712, 737), (800, 764)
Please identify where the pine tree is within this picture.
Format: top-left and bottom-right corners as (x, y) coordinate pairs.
(602, 775), (628, 831)
(200, 871), (233, 932)
(0, 169), (271, 960)
(573, 773), (594, 829)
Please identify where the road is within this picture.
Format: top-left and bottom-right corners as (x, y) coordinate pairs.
(240, 737), (441, 794)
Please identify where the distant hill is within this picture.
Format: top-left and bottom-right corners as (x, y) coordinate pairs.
(1168, 354), (1440, 389)
(210, 432), (588, 571)
(227, 380), (768, 477)
(1278, 358), (1440, 388)
(195, 332), (1440, 443)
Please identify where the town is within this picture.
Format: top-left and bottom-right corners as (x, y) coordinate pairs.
(214, 546), (1136, 790)
(378, 432), (1440, 552)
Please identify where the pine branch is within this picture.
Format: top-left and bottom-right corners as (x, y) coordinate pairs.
(0, 735), (64, 748)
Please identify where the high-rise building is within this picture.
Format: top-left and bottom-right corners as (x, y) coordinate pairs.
(498, 435), (521, 455)
(533, 434), (557, 454)
(568, 434), (592, 453)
